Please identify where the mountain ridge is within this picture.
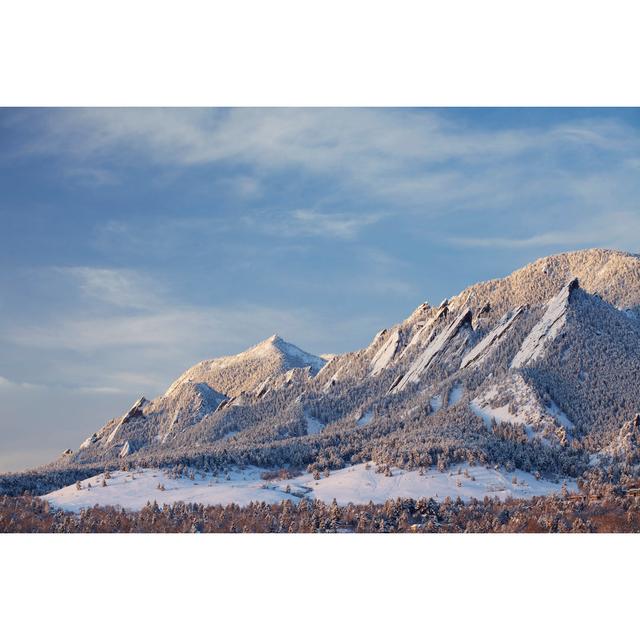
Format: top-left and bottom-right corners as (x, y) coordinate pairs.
(3, 248), (640, 503)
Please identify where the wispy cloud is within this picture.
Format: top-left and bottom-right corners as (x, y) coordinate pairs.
(1, 371), (128, 396)
(58, 266), (161, 310)
(63, 166), (118, 186)
(7, 304), (357, 355)
(247, 209), (384, 240)
(17, 109), (640, 209)
(0, 375), (41, 391)
(447, 211), (640, 251)
(289, 210), (381, 239)
(72, 385), (128, 395)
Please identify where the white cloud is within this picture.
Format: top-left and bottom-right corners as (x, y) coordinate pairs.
(7, 304), (351, 354)
(248, 209), (384, 240)
(58, 266), (161, 309)
(291, 210), (378, 239)
(72, 386), (127, 395)
(22, 109), (640, 207)
(0, 375), (41, 391)
(447, 211), (640, 251)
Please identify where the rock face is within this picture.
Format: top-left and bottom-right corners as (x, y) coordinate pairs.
(393, 308), (472, 393)
(400, 302), (448, 355)
(370, 329), (401, 376)
(511, 279), (578, 368)
(61, 249), (640, 480)
(106, 397), (148, 444)
(461, 306), (525, 369)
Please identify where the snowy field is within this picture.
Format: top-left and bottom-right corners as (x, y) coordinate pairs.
(43, 467), (294, 512)
(43, 463), (576, 512)
(286, 463), (575, 506)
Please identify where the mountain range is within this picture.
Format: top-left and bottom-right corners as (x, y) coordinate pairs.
(4, 248), (640, 504)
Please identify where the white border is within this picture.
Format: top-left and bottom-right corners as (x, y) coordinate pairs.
(2, 1), (640, 636)
(1, 0), (639, 105)
(1, 533), (639, 638)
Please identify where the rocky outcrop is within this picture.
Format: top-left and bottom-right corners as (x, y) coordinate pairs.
(461, 306), (525, 369)
(106, 396), (148, 444)
(370, 329), (401, 376)
(511, 279), (578, 368)
(393, 308), (472, 393)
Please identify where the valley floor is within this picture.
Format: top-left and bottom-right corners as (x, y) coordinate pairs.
(42, 463), (576, 512)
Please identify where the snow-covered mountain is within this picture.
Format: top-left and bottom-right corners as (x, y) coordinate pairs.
(72, 335), (327, 461)
(6, 248), (640, 505)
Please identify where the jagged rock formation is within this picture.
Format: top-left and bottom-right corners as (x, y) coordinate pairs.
(461, 306), (525, 369)
(511, 279), (578, 368)
(393, 308), (472, 392)
(105, 397), (148, 445)
(370, 329), (401, 376)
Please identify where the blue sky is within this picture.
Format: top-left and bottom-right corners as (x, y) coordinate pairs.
(1, 107), (639, 471)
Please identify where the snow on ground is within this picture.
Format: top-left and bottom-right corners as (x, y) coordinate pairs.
(305, 413), (325, 435)
(274, 336), (327, 372)
(469, 374), (567, 443)
(356, 410), (373, 427)
(470, 376), (535, 428)
(447, 383), (463, 406)
(546, 400), (575, 431)
(429, 395), (442, 412)
(470, 399), (518, 429)
(281, 463), (575, 506)
(43, 462), (576, 512)
(43, 467), (297, 513)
